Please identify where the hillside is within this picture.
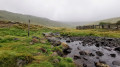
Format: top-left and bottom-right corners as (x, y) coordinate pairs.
(93, 17), (120, 25)
(0, 10), (70, 27)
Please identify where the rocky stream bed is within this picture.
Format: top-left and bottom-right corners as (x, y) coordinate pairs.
(43, 33), (120, 67)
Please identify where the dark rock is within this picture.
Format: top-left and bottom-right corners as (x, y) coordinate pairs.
(104, 47), (112, 51)
(74, 55), (81, 60)
(89, 53), (95, 56)
(96, 51), (104, 56)
(114, 47), (120, 52)
(110, 54), (116, 58)
(112, 61), (120, 66)
(79, 51), (87, 55)
(83, 63), (87, 67)
(106, 38), (114, 41)
(63, 48), (72, 54)
(96, 57), (99, 59)
(83, 57), (88, 60)
(95, 43), (100, 47)
(66, 40), (71, 43)
(101, 41), (105, 45)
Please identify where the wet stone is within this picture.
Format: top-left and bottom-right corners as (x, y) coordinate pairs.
(79, 51), (87, 55)
(114, 47), (120, 52)
(74, 55), (81, 60)
(89, 53), (95, 56)
(66, 40), (71, 43)
(83, 63), (87, 67)
(110, 54), (116, 58)
(96, 51), (104, 56)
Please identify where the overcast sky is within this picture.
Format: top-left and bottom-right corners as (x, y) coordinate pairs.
(0, 0), (120, 22)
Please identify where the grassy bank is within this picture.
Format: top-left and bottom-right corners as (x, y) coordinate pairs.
(0, 23), (75, 67)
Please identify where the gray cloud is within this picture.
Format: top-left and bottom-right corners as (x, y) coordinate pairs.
(0, 0), (120, 23)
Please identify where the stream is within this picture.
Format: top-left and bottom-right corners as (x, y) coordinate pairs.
(60, 37), (120, 67)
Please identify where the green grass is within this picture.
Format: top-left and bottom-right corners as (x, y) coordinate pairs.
(0, 24), (75, 67)
(59, 28), (120, 38)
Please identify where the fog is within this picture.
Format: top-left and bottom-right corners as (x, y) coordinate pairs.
(0, 0), (120, 23)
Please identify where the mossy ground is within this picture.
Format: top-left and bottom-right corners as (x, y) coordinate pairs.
(0, 23), (75, 67)
(0, 22), (120, 67)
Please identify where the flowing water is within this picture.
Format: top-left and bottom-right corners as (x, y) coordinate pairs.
(60, 38), (120, 67)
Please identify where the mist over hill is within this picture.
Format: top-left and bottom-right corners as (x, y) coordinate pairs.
(0, 10), (71, 27)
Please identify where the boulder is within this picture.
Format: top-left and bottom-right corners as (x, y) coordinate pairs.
(66, 38), (71, 43)
(74, 55), (81, 60)
(63, 48), (72, 55)
(83, 63), (87, 67)
(83, 57), (88, 61)
(95, 62), (109, 67)
(96, 51), (104, 56)
(89, 53), (95, 56)
(79, 51), (88, 55)
(61, 42), (69, 49)
(114, 47), (120, 52)
(110, 54), (116, 58)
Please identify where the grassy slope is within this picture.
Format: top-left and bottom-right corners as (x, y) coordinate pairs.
(0, 21), (120, 67)
(92, 17), (120, 25)
(0, 10), (70, 27)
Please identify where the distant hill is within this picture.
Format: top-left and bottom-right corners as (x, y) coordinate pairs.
(93, 17), (120, 25)
(0, 10), (71, 27)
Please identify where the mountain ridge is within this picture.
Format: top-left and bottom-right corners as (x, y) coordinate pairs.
(0, 10), (71, 27)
